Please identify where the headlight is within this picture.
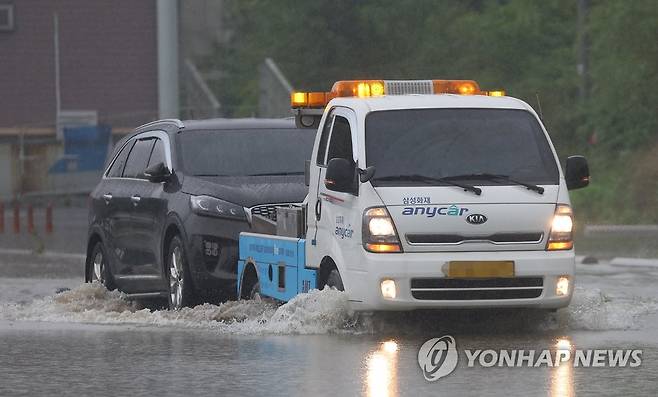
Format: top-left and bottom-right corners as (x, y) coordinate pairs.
(369, 217), (395, 236)
(190, 195), (246, 220)
(362, 207), (402, 253)
(547, 205), (573, 250)
(551, 214), (573, 234)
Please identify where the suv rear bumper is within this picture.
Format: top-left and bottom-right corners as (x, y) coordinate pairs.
(345, 249), (575, 311)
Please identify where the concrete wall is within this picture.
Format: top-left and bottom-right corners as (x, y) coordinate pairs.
(0, 140), (65, 197)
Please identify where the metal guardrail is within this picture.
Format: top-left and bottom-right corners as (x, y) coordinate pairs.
(258, 58), (293, 118)
(182, 59), (220, 119)
(584, 225), (658, 235)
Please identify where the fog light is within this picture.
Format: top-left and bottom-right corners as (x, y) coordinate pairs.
(381, 279), (397, 299)
(556, 276), (570, 296)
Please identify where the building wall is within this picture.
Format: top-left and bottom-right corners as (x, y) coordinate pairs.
(0, 0), (159, 129)
(0, 144), (12, 197)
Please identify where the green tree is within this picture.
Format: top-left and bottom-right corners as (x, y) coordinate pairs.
(586, 0), (658, 151)
(209, 0), (658, 223)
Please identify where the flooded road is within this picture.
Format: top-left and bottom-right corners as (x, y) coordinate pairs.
(1, 254), (657, 396)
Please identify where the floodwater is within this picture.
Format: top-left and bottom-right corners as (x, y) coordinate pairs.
(1, 256), (657, 396)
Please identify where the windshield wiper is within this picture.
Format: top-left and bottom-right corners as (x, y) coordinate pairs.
(442, 173), (544, 194)
(373, 174), (482, 195)
(247, 171), (305, 176)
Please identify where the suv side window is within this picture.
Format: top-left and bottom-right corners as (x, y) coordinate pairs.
(123, 138), (155, 179)
(107, 140), (135, 178)
(147, 138), (166, 168)
(316, 111), (334, 166)
(326, 115), (353, 163)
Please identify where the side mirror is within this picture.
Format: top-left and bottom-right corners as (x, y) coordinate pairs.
(325, 158), (357, 194)
(359, 166), (376, 183)
(565, 155), (590, 190)
(144, 162), (172, 183)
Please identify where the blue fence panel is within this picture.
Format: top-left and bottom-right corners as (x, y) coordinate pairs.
(49, 125), (111, 174)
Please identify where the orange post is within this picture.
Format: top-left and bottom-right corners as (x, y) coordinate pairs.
(45, 203), (53, 234)
(27, 204), (34, 233)
(13, 202), (20, 234)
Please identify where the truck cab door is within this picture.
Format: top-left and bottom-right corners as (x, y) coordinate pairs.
(305, 109), (333, 267)
(306, 107), (360, 271)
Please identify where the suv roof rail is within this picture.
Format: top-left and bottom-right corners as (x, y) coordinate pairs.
(136, 118), (185, 131)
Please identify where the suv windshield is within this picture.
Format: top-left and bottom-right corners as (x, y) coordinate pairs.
(179, 129), (314, 176)
(366, 108), (559, 186)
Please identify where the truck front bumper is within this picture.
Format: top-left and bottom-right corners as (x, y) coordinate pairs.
(344, 249), (575, 311)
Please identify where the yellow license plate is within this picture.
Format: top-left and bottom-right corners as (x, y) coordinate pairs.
(447, 261), (515, 278)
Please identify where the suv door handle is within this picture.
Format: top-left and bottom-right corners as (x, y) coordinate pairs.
(131, 195), (141, 206)
(102, 193), (112, 203)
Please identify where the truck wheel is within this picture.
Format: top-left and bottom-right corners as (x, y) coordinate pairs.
(326, 269), (344, 291)
(249, 282), (261, 300)
(87, 242), (116, 290)
(166, 236), (197, 310)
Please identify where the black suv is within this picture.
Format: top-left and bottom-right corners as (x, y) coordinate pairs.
(85, 118), (314, 309)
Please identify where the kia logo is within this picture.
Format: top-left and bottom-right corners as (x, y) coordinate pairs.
(466, 214), (487, 225)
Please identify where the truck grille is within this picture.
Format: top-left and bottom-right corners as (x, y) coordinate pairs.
(410, 277), (543, 300)
(250, 205), (278, 221)
(249, 203), (301, 222)
(406, 233), (543, 245)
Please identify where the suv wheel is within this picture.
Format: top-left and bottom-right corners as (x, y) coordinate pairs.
(167, 236), (196, 310)
(87, 242), (115, 290)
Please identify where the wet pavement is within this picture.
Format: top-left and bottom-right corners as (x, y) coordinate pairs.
(0, 251), (657, 396)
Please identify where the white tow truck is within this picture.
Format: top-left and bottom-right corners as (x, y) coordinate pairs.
(237, 79), (590, 311)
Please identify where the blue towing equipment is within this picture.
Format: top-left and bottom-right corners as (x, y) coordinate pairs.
(237, 233), (317, 301)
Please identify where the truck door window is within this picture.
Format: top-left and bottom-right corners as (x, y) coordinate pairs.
(326, 116), (353, 163)
(316, 112), (334, 166)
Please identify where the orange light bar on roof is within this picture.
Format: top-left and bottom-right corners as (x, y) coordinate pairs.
(291, 92), (307, 107)
(332, 80), (385, 98)
(485, 90), (506, 97)
(291, 79), (493, 109)
(290, 91), (328, 107)
(432, 80), (480, 95)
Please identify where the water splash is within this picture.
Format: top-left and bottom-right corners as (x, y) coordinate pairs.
(1, 283), (655, 335)
(552, 286), (658, 331)
(0, 283), (356, 335)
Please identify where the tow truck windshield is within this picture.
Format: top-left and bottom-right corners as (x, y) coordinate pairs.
(179, 129), (315, 177)
(366, 108), (559, 187)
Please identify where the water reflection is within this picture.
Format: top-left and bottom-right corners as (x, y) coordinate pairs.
(550, 337), (575, 397)
(365, 340), (399, 397)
